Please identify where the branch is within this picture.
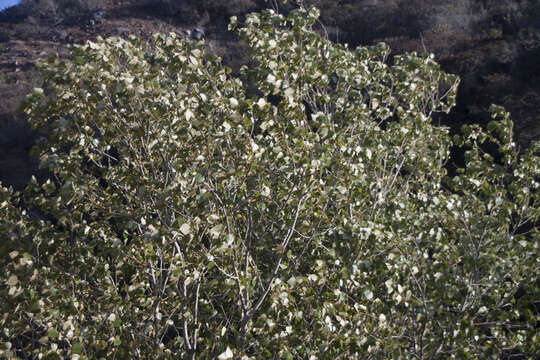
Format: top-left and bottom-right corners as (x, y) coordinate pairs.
(238, 193), (306, 337)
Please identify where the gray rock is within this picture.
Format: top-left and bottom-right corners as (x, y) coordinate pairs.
(93, 9), (107, 22)
(57, 30), (68, 42)
(192, 28), (205, 40)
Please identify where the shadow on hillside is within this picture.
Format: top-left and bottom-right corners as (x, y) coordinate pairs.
(0, 114), (43, 190)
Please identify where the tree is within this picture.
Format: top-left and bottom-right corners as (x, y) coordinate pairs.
(1, 2), (539, 359)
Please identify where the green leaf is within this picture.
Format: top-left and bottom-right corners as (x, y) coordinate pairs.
(6, 275), (18, 286)
(47, 328), (59, 339)
(72, 343), (83, 355)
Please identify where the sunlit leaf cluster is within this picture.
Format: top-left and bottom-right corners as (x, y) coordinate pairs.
(1, 2), (538, 359)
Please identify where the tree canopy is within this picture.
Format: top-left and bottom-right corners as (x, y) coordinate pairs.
(1, 2), (539, 359)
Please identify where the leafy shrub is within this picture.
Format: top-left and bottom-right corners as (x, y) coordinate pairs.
(1, 2), (539, 359)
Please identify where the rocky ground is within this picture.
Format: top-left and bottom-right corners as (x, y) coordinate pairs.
(1, 0), (539, 189)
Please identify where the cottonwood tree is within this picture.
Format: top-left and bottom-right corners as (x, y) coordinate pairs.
(1, 2), (539, 359)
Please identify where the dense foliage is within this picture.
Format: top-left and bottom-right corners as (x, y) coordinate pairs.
(1, 2), (539, 359)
